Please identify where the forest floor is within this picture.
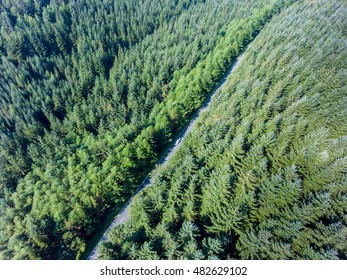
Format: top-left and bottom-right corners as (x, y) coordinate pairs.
(86, 50), (247, 260)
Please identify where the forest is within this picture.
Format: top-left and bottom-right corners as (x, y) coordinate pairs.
(0, 0), (297, 259)
(99, 0), (347, 260)
(1, 0), (346, 261)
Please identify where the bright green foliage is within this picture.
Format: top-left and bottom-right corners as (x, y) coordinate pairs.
(0, 0), (289, 259)
(100, 0), (347, 260)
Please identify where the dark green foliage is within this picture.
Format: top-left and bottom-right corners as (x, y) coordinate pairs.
(0, 0), (289, 259)
(100, 0), (347, 260)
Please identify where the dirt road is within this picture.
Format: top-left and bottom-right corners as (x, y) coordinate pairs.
(87, 50), (246, 260)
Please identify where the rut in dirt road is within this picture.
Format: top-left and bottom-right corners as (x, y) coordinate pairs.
(87, 50), (247, 260)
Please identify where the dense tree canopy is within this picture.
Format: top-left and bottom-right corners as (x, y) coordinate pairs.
(100, 0), (347, 260)
(0, 0), (293, 259)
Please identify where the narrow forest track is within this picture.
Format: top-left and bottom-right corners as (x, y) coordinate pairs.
(87, 50), (246, 260)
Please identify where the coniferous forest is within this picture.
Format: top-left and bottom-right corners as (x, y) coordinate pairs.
(0, 0), (346, 260)
(99, 0), (347, 260)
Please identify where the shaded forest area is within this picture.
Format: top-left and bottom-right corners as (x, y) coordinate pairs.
(100, 0), (347, 260)
(0, 0), (295, 259)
